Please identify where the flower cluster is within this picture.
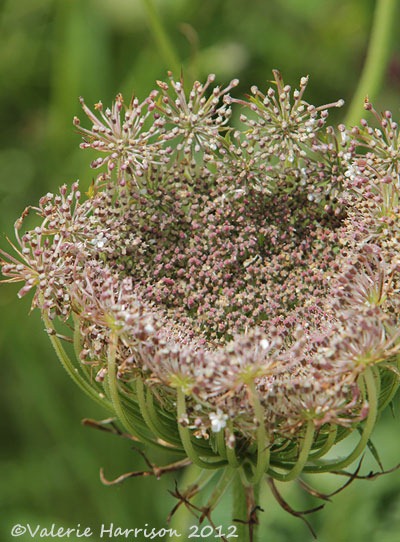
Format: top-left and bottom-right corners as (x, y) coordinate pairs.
(2, 72), (400, 532)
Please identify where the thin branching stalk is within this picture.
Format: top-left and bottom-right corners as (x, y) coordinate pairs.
(346, 0), (397, 126)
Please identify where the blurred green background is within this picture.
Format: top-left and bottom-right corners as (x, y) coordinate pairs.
(1, 0), (400, 541)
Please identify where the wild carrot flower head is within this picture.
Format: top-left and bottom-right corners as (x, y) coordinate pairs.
(2, 72), (400, 530)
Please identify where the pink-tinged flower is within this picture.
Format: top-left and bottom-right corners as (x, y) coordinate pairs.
(74, 92), (169, 185)
(2, 72), (400, 536)
(154, 72), (238, 154)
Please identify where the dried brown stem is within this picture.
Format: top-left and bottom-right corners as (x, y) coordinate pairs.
(267, 478), (324, 539)
(100, 456), (191, 486)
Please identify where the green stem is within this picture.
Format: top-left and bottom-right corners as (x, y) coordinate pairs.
(146, 387), (184, 446)
(345, 0), (397, 126)
(377, 366), (400, 412)
(42, 311), (113, 412)
(216, 428), (228, 459)
(232, 471), (260, 542)
(140, 0), (181, 74)
(245, 382), (270, 484)
(107, 333), (173, 450)
(309, 424), (338, 460)
(136, 378), (163, 436)
(107, 334), (146, 441)
(232, 472), (249, 542)
(301, 367), (379, 473)
(268, 420), (315, 482)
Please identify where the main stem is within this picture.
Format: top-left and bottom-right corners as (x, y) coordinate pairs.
(345, 0), (397, 126)
(233, 472), (260, 542)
